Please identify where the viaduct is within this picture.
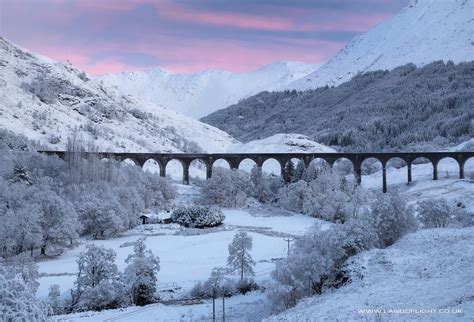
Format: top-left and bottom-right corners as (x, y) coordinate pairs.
(39, 151), (474, 193)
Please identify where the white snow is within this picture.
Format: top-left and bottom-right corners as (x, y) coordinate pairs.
(36, 205), (321, 300)
(361, 157), (474, 212)
(35, 157), (474, 321)
(52, 292), (269, 321)
(229, 133), (335, 154)
(267, 226), (474, 321)
(288, 0), (474, 90)
(100, 61), (320, 119)
(0, 37), (238, 153)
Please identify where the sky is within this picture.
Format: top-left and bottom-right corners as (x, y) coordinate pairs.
(0, 0), (408, 75)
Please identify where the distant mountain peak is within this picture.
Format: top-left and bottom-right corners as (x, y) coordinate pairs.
(99, 61), (320, 119)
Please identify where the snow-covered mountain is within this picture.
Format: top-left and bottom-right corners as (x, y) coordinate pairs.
(100, 61), (319, 119)
(0, 37), (239, 153)
(287, 0), (474, 90)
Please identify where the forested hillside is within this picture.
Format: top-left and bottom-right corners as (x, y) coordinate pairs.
(202, 61), (474, 152)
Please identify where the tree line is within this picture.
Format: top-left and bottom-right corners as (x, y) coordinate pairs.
(202, 61), (474, 152)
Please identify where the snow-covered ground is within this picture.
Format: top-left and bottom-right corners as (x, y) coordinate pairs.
(267, 226), (474, 321)
(36, 202), (321, 300)
(0, 37), (238, 153)
(52, 291), (269, 322)
(362, 158), (474, 211)
(35, 155), (474, 321)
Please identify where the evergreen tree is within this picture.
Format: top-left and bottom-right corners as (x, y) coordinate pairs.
(227, 232), (255, 280)
(282, 160), (295, 183)
(123, 238), (160, 306)
(250, 165), (274, 203)
(292, 160), (306, 182)
(47, 284), (62, 315)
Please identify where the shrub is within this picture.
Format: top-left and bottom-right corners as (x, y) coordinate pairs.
(235, 277), (259, 294)
(190, 267), (235, 299)
(267, 195), (409, 312)
(171, 206), (225, 228)
(0, 265), (47, 321)
(417, 199), (452, 228)
(364, 192), (417, 248)
(267, 225), (348, 311)
(452, 209), (474, 227)
(190, 281), (207, 299)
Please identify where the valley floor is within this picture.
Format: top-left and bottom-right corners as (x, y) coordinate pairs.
(44, 159), (474, 321)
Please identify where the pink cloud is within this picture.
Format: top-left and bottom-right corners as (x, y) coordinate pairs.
(2, 0), (397, 75)
(158, 8), (310, 32)
(127, 37), (341, 73)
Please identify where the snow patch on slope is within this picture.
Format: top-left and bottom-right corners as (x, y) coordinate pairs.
(100, 61), (320, 119)
(288, 0), (474, 90)
(267, 226), (474, 321)
(229, 133), (336, 154)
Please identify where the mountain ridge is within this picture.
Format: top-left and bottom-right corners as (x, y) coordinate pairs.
(286, 0), (474, 90)
(100, 61), (320, 119)
(0, 36), (239, 153)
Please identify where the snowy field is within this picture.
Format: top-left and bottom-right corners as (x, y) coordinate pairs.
(37, 205), (320, 298)
(41, 158), (474, 321)
(52, 292), (269, 321)
(43, 205), (320, 321)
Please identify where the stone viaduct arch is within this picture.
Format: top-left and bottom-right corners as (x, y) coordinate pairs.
(38, 151), (474, 193)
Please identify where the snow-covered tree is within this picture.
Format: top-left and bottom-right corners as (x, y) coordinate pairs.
(171, 206), (225, 228)
(75, 184), (126, 239)
(277, 168), (362, 223)
(47, 284), (62, 315)
(282, 160), (294, 182)
(250, 165), (274, 203)
(278, 180), (310, 213)
(123, 238), (160, 306)
(33, 189), (79, 255)
(227, 232), (255, 280)
(0, 135), (176, 258)
(201, 167), (251, 207)
(73, 244), (124, 311)
(0, 265), (47, 321)
(268, 225), (346, 311)
(417, 199), (452, 228)
(203, 267), (234, 297)
(292, 160), (306, 182)
(268, 217), (381, 312)
(1, 254), (41, 295)
(303, 162), (321, 182)
(364, 192), (417, 248)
